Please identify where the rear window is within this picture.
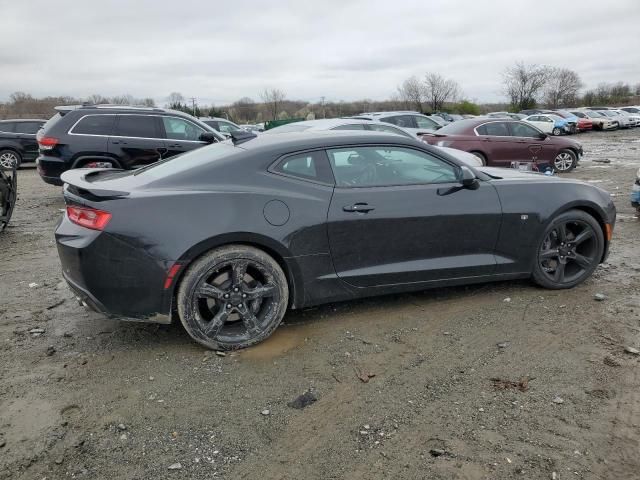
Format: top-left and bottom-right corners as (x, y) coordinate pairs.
(14, 122), (43, 134)
(70, 115), (115, 135)
(134, 142), (238, 179)
(266, 123), (313, 133)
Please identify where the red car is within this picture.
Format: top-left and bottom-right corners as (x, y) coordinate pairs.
(552, 110), (593, 132)
(420, 118), (584, 173)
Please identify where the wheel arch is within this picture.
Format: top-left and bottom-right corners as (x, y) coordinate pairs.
(170, 233), (303, 312)
(71, 154), (123, 169)
(555, 203), (610, 262)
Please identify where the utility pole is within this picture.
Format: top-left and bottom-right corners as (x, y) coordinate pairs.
(320, 96), (326, 119)
(190, 97), (197, 117)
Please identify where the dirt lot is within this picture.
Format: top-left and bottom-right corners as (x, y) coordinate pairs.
(1, 130), (639, 480)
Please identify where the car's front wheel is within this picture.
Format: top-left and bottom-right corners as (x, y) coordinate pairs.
(552, 127), (562, 136)
(553, 149), (577, 173)
(177, 245), (289, 350)
(532, 210), (604, 289)
(0, 150), (21, 169)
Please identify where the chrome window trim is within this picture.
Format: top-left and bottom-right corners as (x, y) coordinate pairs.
(67, 113), (207, 142)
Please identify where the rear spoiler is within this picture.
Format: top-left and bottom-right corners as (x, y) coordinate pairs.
(61, 169), (130, 198)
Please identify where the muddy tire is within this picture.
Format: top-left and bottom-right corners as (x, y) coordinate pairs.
(177, 245), (289, 350)
(532, 210), (604, 290)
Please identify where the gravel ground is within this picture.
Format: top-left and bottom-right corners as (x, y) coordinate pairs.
(0, 129), (639, 480)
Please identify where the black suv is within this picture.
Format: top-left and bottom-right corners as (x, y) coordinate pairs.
(36, 105), (224, 185)
(0, 119), (46, 168)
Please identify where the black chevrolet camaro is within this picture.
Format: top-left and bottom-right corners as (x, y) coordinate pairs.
(56, 131), (616, 350)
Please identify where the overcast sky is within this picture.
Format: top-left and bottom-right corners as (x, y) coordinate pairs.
(2, 0), (639, 106)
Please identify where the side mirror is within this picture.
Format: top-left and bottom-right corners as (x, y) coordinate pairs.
(538, 132), (548, 140)
(460, 166), (479, 189)
(199, 132), (218, 144)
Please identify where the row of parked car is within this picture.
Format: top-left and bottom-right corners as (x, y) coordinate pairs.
(0, 103), (637, 186)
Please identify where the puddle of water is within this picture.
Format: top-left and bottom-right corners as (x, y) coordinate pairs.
(240, 325), (310, 361)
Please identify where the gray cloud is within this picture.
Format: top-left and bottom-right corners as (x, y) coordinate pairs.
(1, 0), (639, 105)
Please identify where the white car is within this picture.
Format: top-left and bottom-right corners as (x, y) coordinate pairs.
(610, 109), (639, 127)
(349, 111), (446, 137)
(620, 106), (640, 115)
(199, 117), (245, 136)
(264, 118), (482, 167)
(597, 110), (632, 128)
(521, 114), (569, 135)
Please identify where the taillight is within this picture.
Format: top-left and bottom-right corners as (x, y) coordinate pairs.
(38, 136), (59, 150)
(66, 206), (112, 231)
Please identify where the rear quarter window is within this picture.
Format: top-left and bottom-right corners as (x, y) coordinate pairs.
(70, 115), (116, 135)
(0, 122), (15, 133)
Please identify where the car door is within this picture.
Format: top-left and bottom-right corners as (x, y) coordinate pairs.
(326, 145), (502, 287)
(109, 115), (165, 169)
(161, 116), (209, 157)
(474, 121), (517, 167)
(14, 121), (44, 161)
(508, 121), (549, 164)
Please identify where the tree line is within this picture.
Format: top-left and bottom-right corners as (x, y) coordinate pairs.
(1, 63), (638, 122)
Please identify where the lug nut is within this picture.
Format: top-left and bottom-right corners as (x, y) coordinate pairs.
(242, 293), (247, 298)
(226, 303), (232, 309)
(224, 293), (229, 299)
(234, 287), (239, 292)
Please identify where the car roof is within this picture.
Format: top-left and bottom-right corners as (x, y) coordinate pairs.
(235, 130), (420, 152)
(200, 117), (238, 122)
(54, 104), (182, 115)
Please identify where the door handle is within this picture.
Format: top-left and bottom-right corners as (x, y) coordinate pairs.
(343, 203), (375, 213)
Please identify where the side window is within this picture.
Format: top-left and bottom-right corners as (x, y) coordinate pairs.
(70, 115), (115, 135)
(528, 116), (539, 122)
(367, 124), (413, 138)
(327, 146), (458, 187)
(483, 122), (509, 136)
(115, 115), (160, 138)
(382, 115), (416, 128)
(14, 122), (43, 134)
(332, 124), (365, 131)
(216, 121), (242, 134)
(415, 116), (437, 129)
(162, 117), (205, 141)
(510, 122), (541, 138)
(0, 122), (15, 133)
(273, 151), (332, 184)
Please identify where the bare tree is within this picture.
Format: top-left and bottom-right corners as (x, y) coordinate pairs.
(502, 62), (551, 111)
(544, 67), (583, 108)
(109, 94), (135, 105)
(424, 73), (460, 112)
(86, 94), (108, 105)
(232, 97), (258, 122)
(166, 92), (185, 109)
(140, 98), (156, 107)
(397, 76), (425, 112)
(260, 88), (286, 120)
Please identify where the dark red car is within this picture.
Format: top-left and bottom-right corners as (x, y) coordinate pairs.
(552, 110), (593, 132)
(420, 118), (584, 173)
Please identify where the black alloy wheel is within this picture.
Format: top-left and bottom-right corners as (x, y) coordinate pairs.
(532, 210), (604, 289)
(177, 245), (288, 350)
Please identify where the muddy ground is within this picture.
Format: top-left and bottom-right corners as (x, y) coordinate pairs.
(1, 130), (639, 480)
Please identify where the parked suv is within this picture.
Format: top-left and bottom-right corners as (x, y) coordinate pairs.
(36, 105), (225, 185)
(0, 119), (46, 168)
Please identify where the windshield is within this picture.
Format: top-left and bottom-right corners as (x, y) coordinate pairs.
(586, 111), (603, 118)
(133, 142), (238, 178)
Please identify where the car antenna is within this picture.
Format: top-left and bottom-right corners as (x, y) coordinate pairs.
(230, 130), (257, 145)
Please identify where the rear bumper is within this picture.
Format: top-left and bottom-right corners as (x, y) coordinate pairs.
(36, 155), (68, 185)
(56, 214), (173, 323)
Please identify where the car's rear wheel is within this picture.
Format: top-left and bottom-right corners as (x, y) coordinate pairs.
(0, 150), (21, 169)
(469, 151), (487, 165)
(552, 127), (562, 136)
(532, 210), (603, 289)
(177, 245), (289, 350)
(553, 149), (577, 173)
